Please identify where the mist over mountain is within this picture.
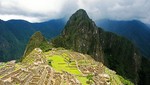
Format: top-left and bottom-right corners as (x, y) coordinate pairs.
(0, 19), (65, 61)
(96, 19), (150, 58)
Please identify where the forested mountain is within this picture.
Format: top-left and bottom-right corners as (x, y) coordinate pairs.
(96, 19), (150, 58)
(52, 9), (143, 84)
(0, 19), (64, 61)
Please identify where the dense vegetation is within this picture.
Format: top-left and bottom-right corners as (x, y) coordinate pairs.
(138, 57), (150, 85)
(96, 20), (150, 84)
(96, 19), (150, 58)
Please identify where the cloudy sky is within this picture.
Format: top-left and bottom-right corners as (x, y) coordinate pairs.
(0, 0), (150, 23)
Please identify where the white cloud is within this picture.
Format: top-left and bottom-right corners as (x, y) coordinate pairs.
(0, 14), (41, 22)
(0, 0), (149, 23)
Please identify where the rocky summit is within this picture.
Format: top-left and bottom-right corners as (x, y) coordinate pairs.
(0, 48), (133, 85)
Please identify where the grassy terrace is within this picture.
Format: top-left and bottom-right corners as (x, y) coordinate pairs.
(46, 53), (89, 85)
(47, 55), (81, 74)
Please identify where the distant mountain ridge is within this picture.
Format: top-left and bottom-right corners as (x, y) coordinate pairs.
(96, 19), (150, 58)
(0, 19), (65, 61)
(1, 18), (149, 62)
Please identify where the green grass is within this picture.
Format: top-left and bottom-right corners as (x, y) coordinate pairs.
(47, 55), (81, 75)
(105, 67), (122, 85)
(77, 76), (88, 85)
(47, 54), (90, 85)
(0, 63), (6, 68)
(118, 75), (134, 85)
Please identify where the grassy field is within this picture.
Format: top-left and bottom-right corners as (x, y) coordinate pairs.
(47, 54), (89, 85)
(77, 76), (88, 85)
(0, 63), (6, 68)
(47, 55), (81, 74)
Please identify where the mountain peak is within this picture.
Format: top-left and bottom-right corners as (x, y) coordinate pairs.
(69, 9), (90, 22)
(62, 9), (97, 37)
(75, 9), (88, 16)
(23, 31), (51, 57)
(32, 31), (44, 38)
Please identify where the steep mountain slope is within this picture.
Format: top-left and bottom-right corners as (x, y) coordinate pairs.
(0, 20), (24, 61)
(52, 9), (141, 84)
(0, 19), (65, 61)
(96, 19), (150, 58)
(96, 20), (150, 84)
(138, 57), (150, 85)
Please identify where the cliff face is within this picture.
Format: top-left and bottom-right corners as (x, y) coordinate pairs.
(52, 9), (141, 84)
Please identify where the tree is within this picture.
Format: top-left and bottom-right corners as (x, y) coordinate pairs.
(86, 74), (94, 84)
(48, 59), (53, 66)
